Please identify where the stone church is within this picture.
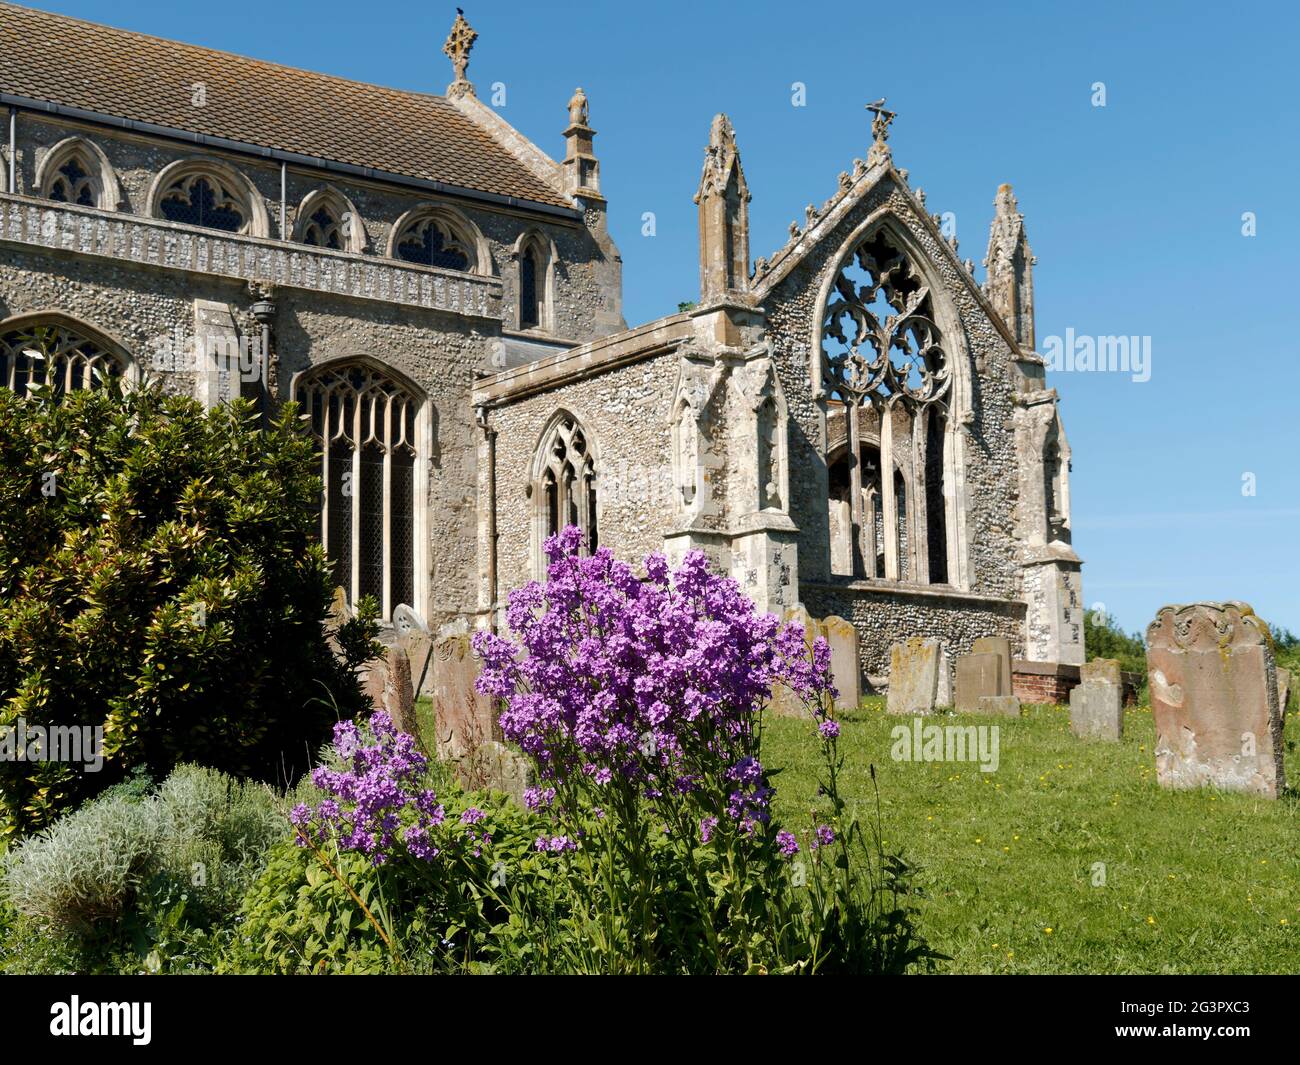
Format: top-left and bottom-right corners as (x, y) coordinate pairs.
(0, 5), (1083, 698)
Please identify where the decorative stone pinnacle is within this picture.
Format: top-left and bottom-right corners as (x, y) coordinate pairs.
(443, 9), (478, 98)
(865, 97), (896, 167)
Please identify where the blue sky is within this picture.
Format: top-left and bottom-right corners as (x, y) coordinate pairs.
(32, 0), (1300, 636)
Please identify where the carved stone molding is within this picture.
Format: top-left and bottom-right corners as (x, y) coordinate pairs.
(0, 194), (502, 320)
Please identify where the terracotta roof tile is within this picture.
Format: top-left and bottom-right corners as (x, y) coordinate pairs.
(0, 2), (572, 209)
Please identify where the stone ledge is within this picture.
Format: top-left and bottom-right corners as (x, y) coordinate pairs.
(473, 311), (693, 405)
(804, 579), (1026, 611)
(0, 193), (502, 320)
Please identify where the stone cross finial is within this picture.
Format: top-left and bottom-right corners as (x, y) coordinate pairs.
(865, 98), (896, 167)
(443, 9), (478, 97)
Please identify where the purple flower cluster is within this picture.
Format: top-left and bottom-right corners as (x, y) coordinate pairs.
(291, 711), (444, 866)
(473, 528), (837, 835)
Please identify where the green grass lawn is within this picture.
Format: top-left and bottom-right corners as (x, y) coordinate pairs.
(765, 699), (1300, 974)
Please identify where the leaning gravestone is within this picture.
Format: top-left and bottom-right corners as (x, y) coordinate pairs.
(363, 645), (421, 747)
(955, 652), (1002, 713)
(821, 615), (861, 712)
(1147, 601), (1286, 798)
(887, 637), (942, 715)
(971, 636), (1013, 696)
(1070, 657), (1123, 740)
(433, 634), (500, 762)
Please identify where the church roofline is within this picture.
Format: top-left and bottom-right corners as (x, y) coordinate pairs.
(3, 91), (583, 222)
(0, 2), (577, 213)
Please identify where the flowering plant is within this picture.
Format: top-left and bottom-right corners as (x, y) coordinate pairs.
(472, 527), (887, 972)
(291, 712), (445, 865)
(474, 527), (832, 831)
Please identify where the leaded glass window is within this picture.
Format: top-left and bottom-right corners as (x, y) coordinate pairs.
(520, 247), (540, 328)
(302, 205), (343, 250)
(394, 218), (471, 271)
(47, 156), (95, 207)
(297, 364), (419, 618)
(0, 322), (125, 396)
(159, 174), (247, 233)
(534, 414), (597, 574)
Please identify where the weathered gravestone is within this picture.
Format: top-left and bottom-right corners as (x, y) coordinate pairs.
(971, 636), (1013, 696)
(978, 694), (1021, 717)
(1069, 657), (1123, 740)
(1146, 601), (1285, 798)
(770, 607), (858, 716)
(363, 645), (421, 745)
(887, 637), (943, 715)
(821, 615), (861, 713)
(460, 739), (536, 805)
(433, 633), (500, 762)
(955, 652), (1002, 713)
(1278, 667), (1291, 715)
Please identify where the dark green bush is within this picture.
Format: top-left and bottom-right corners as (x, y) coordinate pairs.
(0, 381), (379, 836)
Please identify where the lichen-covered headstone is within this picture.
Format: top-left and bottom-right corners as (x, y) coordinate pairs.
(1069, 657), (1123, 740)
(887, 637), (942, 715)
(460, 740), (536, 806)
(1146, 601), (1285, 798)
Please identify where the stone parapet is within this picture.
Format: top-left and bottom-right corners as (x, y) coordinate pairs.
(0, 193), (502, 320)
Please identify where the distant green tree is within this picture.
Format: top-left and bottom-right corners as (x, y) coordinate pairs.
(1271, 627), (1298, 712)
(1083, 610), (1146, 676)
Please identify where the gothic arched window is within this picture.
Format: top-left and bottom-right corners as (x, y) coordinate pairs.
(47, 155), (95, 207)
(296, 363), (421, 619)
(302, 205), (343, 249)
(514, 233), (553, 331)
(520, 247), (540, 328)
(158, 172), (248, 233)
(0, 320), (126, 397)
(37, 138), (119, 211)
(532, 413), (597, 574)
(821, 226), (954, 584)
(394, 217), (472, 271)
(293, 188), (363, 254)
